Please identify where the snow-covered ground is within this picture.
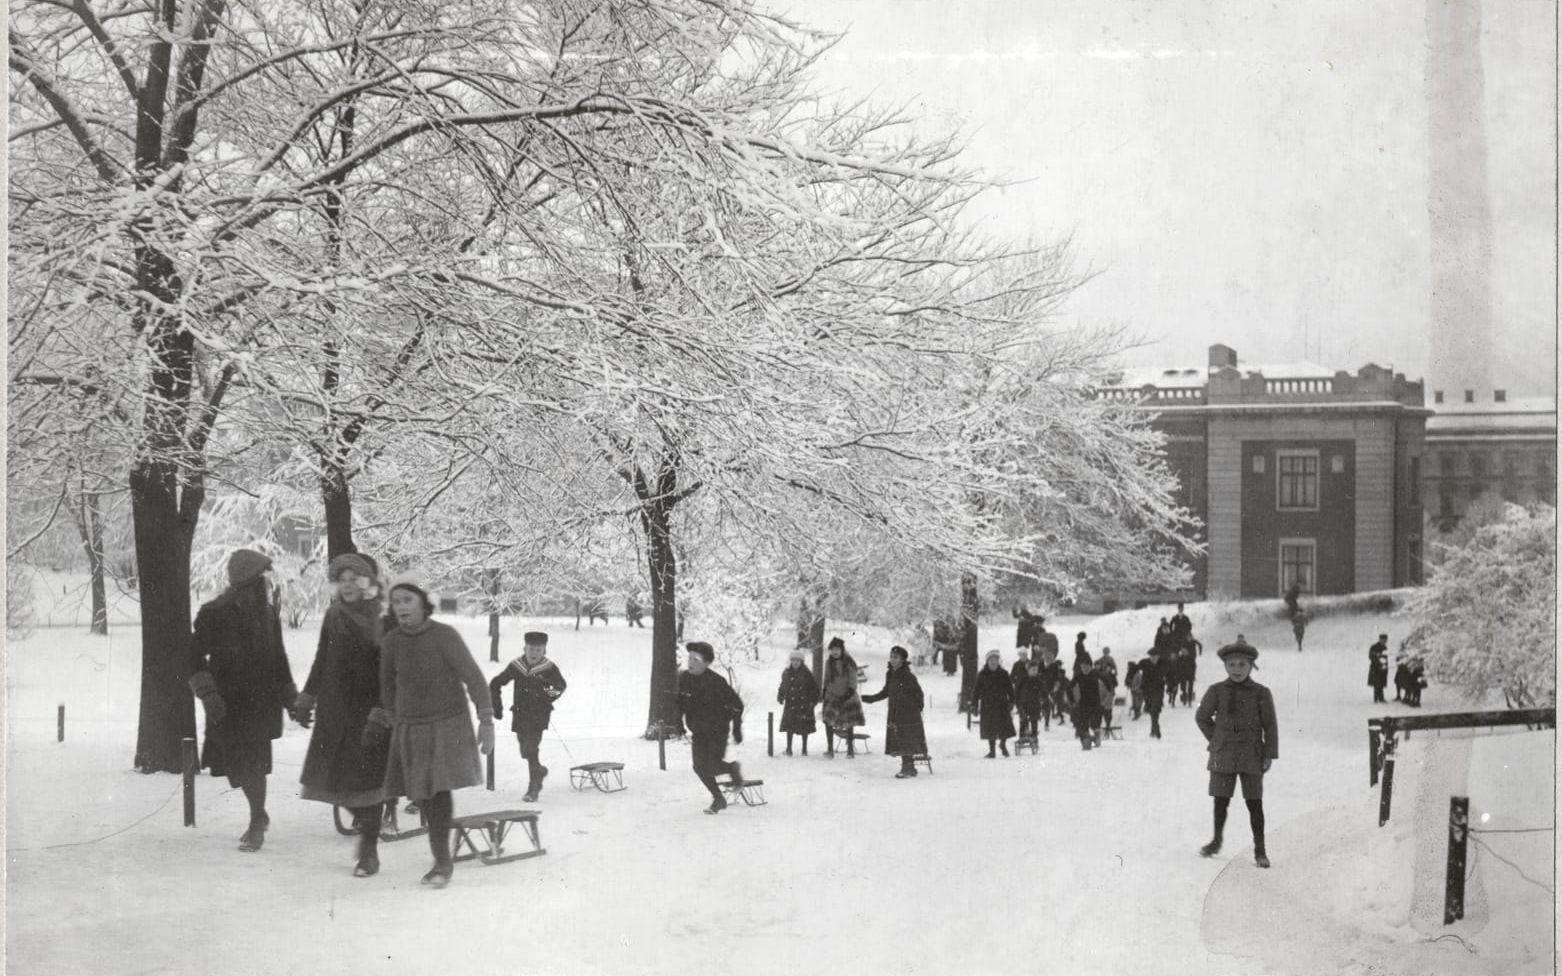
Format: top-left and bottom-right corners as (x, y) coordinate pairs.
(5, 594), (1554, 976)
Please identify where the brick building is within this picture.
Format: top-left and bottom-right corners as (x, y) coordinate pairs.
(1096, 344), (1430, 601)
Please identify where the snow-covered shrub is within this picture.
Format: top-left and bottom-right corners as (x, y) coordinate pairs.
(1398, 503), (1556, 707)
(7, 562), (38, 640)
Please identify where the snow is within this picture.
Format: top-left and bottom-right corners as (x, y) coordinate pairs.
(5, 595), (1554, 976)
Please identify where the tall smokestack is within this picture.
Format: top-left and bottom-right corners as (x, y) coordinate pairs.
(1425, 0), (1493, 397)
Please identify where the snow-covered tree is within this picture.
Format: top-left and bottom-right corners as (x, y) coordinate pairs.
(1398, 503), (1556, 707)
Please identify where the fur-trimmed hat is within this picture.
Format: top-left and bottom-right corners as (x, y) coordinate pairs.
(686, 641), (716, 663)
(523, 631), (549, 646)
(1217, 640), (1259, 663)
(326, 552), (375, 582)
(788, 648), (806, 661)
(227, 549), (272, 588)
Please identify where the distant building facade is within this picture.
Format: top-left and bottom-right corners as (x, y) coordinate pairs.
(1422, 388), (1556, 530)
(1095, 344), (1429, 601)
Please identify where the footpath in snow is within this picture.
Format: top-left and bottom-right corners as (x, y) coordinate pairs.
(5, 598), (1554, 976)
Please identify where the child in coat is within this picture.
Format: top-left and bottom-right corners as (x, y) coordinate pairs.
(1195, 639), (1279, 868)
(860, 646), (928, 778)
(776, 649), (820, 756)
(1015, 659), (1045, 739)
(489, 630), (568, 802)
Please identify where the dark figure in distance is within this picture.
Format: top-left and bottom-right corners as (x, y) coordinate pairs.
(1367, 634), (1389, 704)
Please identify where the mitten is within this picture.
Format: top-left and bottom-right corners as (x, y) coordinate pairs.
(292, 692), (316, 728)
(478, 720), (495, 755)
(732, 719), (744, 744)
(201, 693), (227, 725)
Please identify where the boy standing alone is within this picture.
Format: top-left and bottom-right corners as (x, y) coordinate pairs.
(1195, 638), (1278, 868)
(489, 631), (567, 802)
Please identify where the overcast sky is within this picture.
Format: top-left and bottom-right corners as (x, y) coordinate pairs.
(779, 0), (1556, 396)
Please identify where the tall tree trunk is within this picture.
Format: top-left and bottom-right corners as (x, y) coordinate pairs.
(959, 572), (980, 712)
(641, 498), (681, 737)
(321, 464), (356, 560)
(68, 480), (110, 636)
(484, 567), (501, 663)
(795, 581), (827, 680)
(130, 460), (198, 773)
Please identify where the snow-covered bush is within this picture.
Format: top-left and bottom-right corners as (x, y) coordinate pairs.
(1398, 503), (1556, 707)
(7, 562), (38, 640)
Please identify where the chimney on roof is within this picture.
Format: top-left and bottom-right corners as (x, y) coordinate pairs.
(1464, 389), (1475, 403)
(1208, 344), (1238, 369)
(1494, 389), (1506, 403)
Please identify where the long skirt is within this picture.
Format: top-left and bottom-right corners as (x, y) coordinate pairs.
(821, 694), (865, 731)
(382, 713), (483, 802)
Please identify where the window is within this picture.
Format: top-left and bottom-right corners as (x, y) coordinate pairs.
(1408, 537), (1423, 586)
(1408, 456), (1421, 506)
(1251, 453), (1266, 474)
(1276, 451), (1319, 510)
(1279, 539), (1316, 596)
(1330, 455), (1345, 474)
(1433, 390), (1444, 404)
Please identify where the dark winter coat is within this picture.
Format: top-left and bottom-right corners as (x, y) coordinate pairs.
(490, 654), (567, 733)
(1367, 641), (1389, 688)
(1067, 671), (1109, 711)
(1137, 656), (1166, 712)
(1170, 612), (1193, 645)
(677, 667), (744, 739)
(1016, 672), (1046, 712)
(299, 597), (386, 801)
(190, 586), (296, 746)
(972, 665), (1017, 740)
(860, 664), (927, 756)
(1014, 611), (1037, 648)
(1195, 678), (1279, 775)
(1010, 658), (1032, 685)
(820, 652), (866, 730)
(777, 664), (820, 735)
(1096, 653), (1119, 691)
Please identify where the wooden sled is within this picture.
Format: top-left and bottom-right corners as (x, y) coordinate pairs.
(450, 809), (546, 865)
(719, 777), (767, 807)
(909, 753), (934, 774)
(1013, 736), (1039, 755)
(570, 762), (627, 793)
(332, 803), (426, 842)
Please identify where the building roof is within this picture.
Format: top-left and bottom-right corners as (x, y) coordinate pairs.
(1101, 361), (1336, 390)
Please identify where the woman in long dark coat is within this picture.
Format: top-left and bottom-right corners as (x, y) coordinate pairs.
(776, 649), (820, 756)
(188, 549), (298, 853)
(972, 650), (1016, 757)
(861, 646), (928, 777)
(295, 553), (388, 877)
(819, 637), (865, 757)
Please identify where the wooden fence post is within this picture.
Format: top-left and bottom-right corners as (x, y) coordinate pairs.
(57, 704), (65, 743)
(486, 748), (495, 791)
(1369, 726), (1381, 786)
(658, 727), (667, 771)
(182, 737), (198, 827)
(1445, 796), (1469, 924)
(767, 712), (774, 757)
(1378, 726), (1398, 827)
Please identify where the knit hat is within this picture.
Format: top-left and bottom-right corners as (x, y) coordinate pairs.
(828, 637), (846, 651)
(1217, 640), (1259, 663)
(388, 575), (432, 604)
(686, 641), (715, 663)
(985, 649), (1002, 662)
(889, 645), (908, 659)
(227, 549), (272, 588)
(523, 631), (549, 646)
(788, 648), (806, 661)
(326, 552), (375, 582)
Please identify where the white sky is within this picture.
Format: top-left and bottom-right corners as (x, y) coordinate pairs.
(778, 0), (1557, 395)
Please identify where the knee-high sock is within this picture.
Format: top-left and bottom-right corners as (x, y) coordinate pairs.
(1213, 796), (1230, 838)
(240, 776), (267, 826)
(1246, 798), (1265, 848)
